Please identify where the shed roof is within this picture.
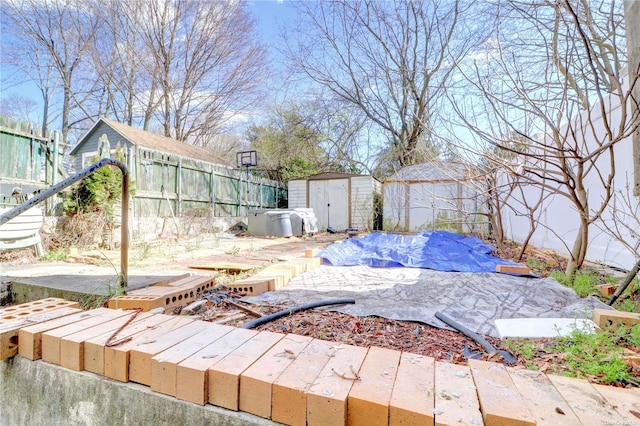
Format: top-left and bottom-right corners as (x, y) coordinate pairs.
(290, 172), (379, 182)
(386, 161), (472, 182)
(71, 118), (230, 166)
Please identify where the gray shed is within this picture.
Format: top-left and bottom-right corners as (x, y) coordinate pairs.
(383, 161), (487, 233)
(288, 172), (382, 231)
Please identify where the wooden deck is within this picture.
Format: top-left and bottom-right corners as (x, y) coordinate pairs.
(1, 297), (639, 425)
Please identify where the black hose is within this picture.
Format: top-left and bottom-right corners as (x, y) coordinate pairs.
(241, 298), (356, 329)
(435, 311), (496, 353)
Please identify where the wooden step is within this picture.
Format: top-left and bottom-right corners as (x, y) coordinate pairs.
(208, 331), (284, 411)
(389, 353), (436, 426)
(175, 327), (259, 405)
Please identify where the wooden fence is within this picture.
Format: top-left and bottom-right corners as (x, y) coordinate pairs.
(0, 116), (67, 214)
(131, 148), (286, 218)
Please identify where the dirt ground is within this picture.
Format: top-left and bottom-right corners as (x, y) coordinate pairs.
(3, 230), (639, 388)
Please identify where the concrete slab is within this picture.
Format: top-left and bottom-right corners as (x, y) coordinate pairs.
(9, 272), (181, 304)
(494, 318), (598, 338)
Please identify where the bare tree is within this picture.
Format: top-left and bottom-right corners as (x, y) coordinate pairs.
(285, 0), (486, 172)
(138, 0), (267, 144)
(2, 0), (101, 142)
(449, 0), (640, 279)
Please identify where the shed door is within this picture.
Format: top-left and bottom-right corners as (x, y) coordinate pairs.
(309, 179), (349, 231)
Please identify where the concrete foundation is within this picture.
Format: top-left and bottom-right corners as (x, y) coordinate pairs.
(0, 357), (276, 426)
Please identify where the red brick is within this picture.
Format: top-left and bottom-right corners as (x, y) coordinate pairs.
(128, 320), (211, 386)
(271, 339), (336, 426)
(348, 346), (401, 426)
(175, 328), (258, 405)
(41, 309), (131, 366)
(208, 331), (284, 410)
(18, 310), (94, 360)
(150, 324), (234, 396)
(306, 343), (368, 425)
(389, 353), (435, 426)
(103, 316), (196, 382)
(83, 313), (175, 375)
(469, 359), (535, 426)
(239, 334), (314, 418)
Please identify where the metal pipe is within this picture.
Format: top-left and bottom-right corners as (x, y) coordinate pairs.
(0, 158), (129, 290)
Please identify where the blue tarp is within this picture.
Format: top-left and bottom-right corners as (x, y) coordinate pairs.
(319, 231), (527, 274)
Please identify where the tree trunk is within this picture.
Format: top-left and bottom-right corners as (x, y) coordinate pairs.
(565, 217), (589, 281)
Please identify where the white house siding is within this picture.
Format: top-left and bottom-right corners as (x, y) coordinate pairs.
(350, 176), (376, 230)
(502, 90), (639, 270)
(287, 180), (307, 209)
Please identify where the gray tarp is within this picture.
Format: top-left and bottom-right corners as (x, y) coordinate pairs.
(244, 265), (609, 337)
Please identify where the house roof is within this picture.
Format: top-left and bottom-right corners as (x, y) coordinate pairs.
(72, 118), (230, 166)
(386, 161), (473, 182)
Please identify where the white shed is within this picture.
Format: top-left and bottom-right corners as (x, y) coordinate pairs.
(288, 172), (382, 231)
(383, 161), (487, 233)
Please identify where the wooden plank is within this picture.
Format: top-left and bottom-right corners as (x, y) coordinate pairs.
(128, 319), (211, 386)
(348, 346), (401, 426)
(592, 383), (640, 424)
(495, 264), (531, 275)
(239, 334), (315, 419)
(271, 339), (336, 426)
(208, 331), (284, 411)
(507, 367), (581, 426)
(547, 373), (625, 425)
(469, 359), (535, 426)
(306, 343), (369, 426)
(18, 310), (95, 360)
(188, 262), (255, 274)
(83, 313), (176, 375)
(103, 316), (196, 382)
(175, 327), (259, 405)
(1, 306), (82, 360)
(434, 361), (483, 426)
(389, 353), (436, 426)
(150, 324), (234, 396)
(41, 309), (132, 366)
(593, 308), (640, 328)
